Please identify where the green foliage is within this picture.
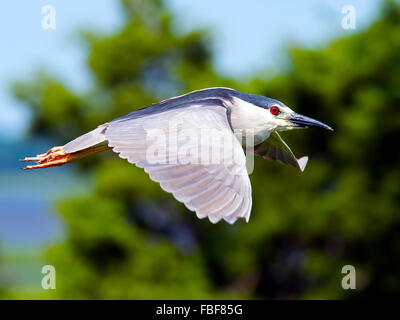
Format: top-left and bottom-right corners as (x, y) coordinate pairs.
(42, 196), (219, 299)
(10, 0), (400, 299)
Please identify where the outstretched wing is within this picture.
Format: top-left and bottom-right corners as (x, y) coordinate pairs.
(254, 131), (308, 172)
(104, 102), (252, 224)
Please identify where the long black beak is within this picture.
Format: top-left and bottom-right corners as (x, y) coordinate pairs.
(289, 113), (333, 131)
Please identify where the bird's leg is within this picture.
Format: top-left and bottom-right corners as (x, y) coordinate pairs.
(21, 146), (73, 169)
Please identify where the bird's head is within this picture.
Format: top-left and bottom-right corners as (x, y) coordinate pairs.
(256, 97), (333, 132)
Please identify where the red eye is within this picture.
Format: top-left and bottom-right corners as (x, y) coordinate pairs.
(270, 106), (280, 115)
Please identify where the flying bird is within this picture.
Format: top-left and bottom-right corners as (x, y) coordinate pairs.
(22, 88), (332, 224)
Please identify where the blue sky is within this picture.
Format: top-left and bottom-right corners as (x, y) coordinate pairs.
(0, 0), (380, 140)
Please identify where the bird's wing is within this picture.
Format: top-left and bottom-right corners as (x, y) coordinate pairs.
(254, 131), (308, 172)
(104, 103), (252, 224)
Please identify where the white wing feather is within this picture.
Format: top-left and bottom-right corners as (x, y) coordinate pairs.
(104, 104), (252, 224)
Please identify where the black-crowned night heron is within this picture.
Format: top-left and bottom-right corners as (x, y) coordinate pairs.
(22, 87), (332, 224)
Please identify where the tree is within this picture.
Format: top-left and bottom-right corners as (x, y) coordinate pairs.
(13, 0), (400, 299)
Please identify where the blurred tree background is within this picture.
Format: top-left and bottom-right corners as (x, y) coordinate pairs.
(5, 0), (400, 299)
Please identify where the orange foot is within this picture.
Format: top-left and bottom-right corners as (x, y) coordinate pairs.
(21, 146), (72, 169)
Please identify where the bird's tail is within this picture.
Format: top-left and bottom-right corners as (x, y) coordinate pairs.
(21, 126), (110, 170)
